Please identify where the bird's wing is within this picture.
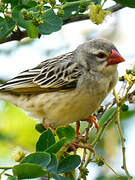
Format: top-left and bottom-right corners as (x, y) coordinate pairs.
(0, 53), (83, 94)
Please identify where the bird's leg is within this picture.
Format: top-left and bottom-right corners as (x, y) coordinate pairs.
(75, 115), (99, 137)
(81, 115), (99, 132)
(76, 120), (81, 137)
(42, 119), (56, 134)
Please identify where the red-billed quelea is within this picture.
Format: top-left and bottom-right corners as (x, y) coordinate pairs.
(0, 39), (125, 128)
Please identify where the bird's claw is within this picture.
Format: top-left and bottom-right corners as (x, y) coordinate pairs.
(82, 115), (99, 132)
(76, 115), (99, 137)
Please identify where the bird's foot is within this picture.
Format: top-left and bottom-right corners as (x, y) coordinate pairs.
(76, 121), (81, 137)
(76, 115), (99, 137)
(43, 121), (56, 135)
(67, 137), (94, 154)
(82, 115), (99, 132)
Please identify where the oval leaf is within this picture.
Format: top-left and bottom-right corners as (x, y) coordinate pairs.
(99, 107), (116, 127)
(36, 129), (55, 152)
(57, 155), (81, 173)
(12, 5), (38, 38)
(47, 153), (57, 173)
(21, 152), (51, 168)
(46, 138), (66, 154)
(0, 16), (15, 40)
(13, 163), (47, 179)
(56, 126), (75, 142)
(62, 4), (79, 20)
(22, 0), (37, 8)
(114, 0), (135, 8)
(53, 174), (70, 180)
(39, 8), (62, 35)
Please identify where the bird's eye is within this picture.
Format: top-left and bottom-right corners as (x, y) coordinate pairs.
(96, 52), (107, 59)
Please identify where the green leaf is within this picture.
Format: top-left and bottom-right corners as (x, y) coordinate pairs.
(46, 138), (66, 153)
(113, 0), (135, 8)
(12, 5), (39, 38)
(21, 152), (51, 168)
(57, 155), (81, 173)
(47, 153), (57, 173)
(62, 4), (79, 20)
(99, 107), (116, 127)
(0, 16), (15, 40)
(2, 0), (18, 2)
(35, 123), (46, 133)
(94, 0), (102, 4)
(39, 8), (62, 34)
(120, 110), (135, 121)
(53, 174), (70, 180)
(36, 129), (55, 152)
(22, 0), (37, 8)
(56, 126), (75, 142)
(121, 104), (129, 112)
(26, 22), (39, 38)
(13, 163), (47, 179)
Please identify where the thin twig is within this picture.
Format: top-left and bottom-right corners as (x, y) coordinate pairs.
(107, 3), (124, 13)
(0, 30), (28, 44)
(0, 167), (12, 170)
(113, 89), (132, 179)
(120, 83), (134, 105)
(94, 152), (120, 179)
(0, 169), (6, 176)
(129, 89), (135, 96)
(84, 110), (116, 168)
(61, 3), (124, 25)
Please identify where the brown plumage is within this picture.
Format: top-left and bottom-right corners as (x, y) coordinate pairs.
(0, 39), (125, 127)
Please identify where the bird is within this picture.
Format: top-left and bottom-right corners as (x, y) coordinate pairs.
(0, 39), (125, 129)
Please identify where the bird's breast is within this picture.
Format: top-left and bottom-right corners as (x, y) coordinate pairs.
(29, 77), (110, 127)
(5, 71), (117, 128)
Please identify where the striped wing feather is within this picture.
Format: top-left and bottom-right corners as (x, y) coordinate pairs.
(0, 53), (82, 94)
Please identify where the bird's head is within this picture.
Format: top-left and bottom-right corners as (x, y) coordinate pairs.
(75, 39), (125, 74)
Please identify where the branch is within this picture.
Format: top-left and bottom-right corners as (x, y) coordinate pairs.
(63, 3), (124, 25)
(113, 89), (132, 179)
(0, 29), (28, 44)
(107, 3), (124, 13)
(0, 3), (124, 44)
